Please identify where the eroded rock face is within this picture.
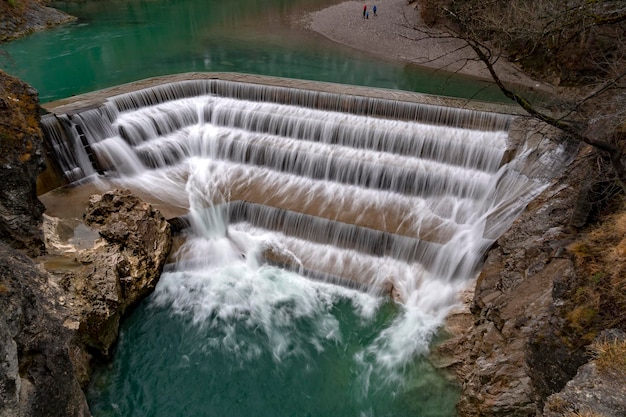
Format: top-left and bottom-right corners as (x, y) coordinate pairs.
(0, 70), (46, 256)
(0, 241), (90, 417)
(61, 189), (172, 357)
(438, 185), (580, 416)
(0, 69), (93, 417)
(433, 120), (597, 416)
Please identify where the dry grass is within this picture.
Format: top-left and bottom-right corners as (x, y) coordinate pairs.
(546, 395), (611, 416)
(568, 209), (626, 278)
(565, 411), (607, 417)
(566, 206), (626, 342)
(590, 337), (626, 381)
(545, 395), (568, 413)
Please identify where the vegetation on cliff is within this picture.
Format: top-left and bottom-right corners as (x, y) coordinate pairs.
(567, 210), (626, 344)
(592, 335), (626, 381)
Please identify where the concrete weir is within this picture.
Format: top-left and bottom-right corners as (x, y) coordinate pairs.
(38, 72), (563, 301)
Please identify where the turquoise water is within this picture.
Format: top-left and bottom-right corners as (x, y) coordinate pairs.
(88, 266), (459, 417)
(0, 0), (504, 103)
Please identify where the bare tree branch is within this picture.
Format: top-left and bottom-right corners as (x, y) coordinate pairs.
(422, 0), (626, 191)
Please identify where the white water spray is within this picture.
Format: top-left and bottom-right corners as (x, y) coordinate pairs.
(42, 80), (567, 388)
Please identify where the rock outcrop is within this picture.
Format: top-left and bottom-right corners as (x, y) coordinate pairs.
(60, 189), (172, 358)
(543, 330), (626, 417)
(447, 178), (584, 416)
(433, 121), (611, 416)
(0, 0), (75, 43)
(0, 70), (173, 416)
(0, 241), (91, 417)
(0, 70), (46, 256)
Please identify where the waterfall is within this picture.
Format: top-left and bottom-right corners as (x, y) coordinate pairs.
(42, 79), (569, 383)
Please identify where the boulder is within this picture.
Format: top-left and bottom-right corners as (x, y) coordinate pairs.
(61, 189), (172, 357)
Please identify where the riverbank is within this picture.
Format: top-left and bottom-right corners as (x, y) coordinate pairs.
(0, 0), (74, 42)
(301, 0), (551, 93)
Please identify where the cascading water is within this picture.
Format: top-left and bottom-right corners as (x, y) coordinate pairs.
(42, 79), (569, 416)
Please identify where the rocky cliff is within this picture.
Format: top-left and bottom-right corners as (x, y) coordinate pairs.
(0, 241), (91, 416)
(434, 130), (626, 416)
(0, 69), (46, 255)
(0, 70), (173, 417)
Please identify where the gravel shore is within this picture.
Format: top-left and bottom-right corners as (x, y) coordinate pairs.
(301, 0), (547, 91)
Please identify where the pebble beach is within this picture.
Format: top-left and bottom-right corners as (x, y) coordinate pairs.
(301, 0), (548, 91)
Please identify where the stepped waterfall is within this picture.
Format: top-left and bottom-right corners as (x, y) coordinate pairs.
(41, 78), (571, 415)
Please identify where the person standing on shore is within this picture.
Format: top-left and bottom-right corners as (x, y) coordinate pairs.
(363, 4), (367, 18)
(373, 5), (377, 16)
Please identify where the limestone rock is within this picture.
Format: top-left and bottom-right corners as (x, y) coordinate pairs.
(62, 189), (172, 357)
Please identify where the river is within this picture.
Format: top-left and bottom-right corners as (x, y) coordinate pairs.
(0, 0), (504, 103)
